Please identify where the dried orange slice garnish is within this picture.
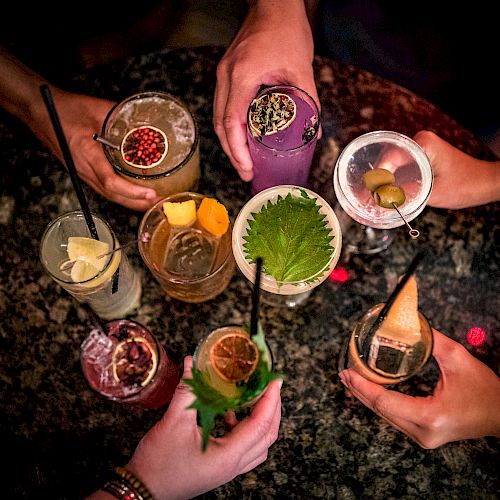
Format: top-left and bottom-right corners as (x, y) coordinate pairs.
(209, 332), (259, 383)
(112, 337), (158, 388)
(248, 92), (297, 137)
(197, 197), (230, 236)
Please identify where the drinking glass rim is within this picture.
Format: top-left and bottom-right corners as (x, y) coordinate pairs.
(333, 130), (434, 225)
(39, 210), (118, 286)
(246, 84), (321, 153)
(352, 302), (434, 381)
(101, 90), (199, 180)
(232, 185), (342, 292)
(138, 192), (234, 283)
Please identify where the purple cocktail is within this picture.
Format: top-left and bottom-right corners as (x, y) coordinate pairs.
(247, 85), (320, 194)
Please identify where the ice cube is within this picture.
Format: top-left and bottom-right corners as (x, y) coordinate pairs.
(165, 227), (219, 278)
(81, 329), (114, 363)
(367, 335), (415, 376)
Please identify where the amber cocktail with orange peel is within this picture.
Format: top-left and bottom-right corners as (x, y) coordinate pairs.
(340, 275), (433, 385)
(187, 324), (278, 450)
(138, 192), (235, 303)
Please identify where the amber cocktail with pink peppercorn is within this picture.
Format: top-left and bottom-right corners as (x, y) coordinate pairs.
(101, 91), (200, 198)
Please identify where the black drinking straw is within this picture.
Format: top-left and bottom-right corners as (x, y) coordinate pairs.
(250, 257), (263, 337)
(40, 84), (98, 240)
(361, 251), (425, 357)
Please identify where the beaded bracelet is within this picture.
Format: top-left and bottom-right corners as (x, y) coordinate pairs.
(113, 466), (155, 500)
(102, 479), (143, 500)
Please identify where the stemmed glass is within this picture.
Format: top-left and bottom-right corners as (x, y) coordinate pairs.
(333, 131), (433, 254)
(232, 185), (343, 307)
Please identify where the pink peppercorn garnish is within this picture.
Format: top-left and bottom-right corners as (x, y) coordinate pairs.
(121, 126), (168, 168)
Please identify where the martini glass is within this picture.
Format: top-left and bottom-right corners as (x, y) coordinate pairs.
(333, 131), (433, 254)
(232, 185), (342, 307)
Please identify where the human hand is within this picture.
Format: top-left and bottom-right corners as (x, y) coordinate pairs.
(214, 0), (320, 181)
(35, 87), (160, 211)
(339, 329), (500, 449)
(125, 356), (282, 500)
(413, 131), (500, 209)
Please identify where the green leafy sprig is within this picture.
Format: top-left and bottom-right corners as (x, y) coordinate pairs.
(184, 324), (282, 451)
(243, 190), (335, 283)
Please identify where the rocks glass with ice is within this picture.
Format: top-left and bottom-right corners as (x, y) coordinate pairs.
(80, 319), (180, 409)
(138, 192), (235, 303)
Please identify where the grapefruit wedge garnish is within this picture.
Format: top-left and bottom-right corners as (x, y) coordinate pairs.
(376, 275), (421, 345)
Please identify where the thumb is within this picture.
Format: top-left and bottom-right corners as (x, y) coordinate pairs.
(164, 356), (197, 418)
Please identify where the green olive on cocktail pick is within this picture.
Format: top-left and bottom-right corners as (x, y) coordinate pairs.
(373, 184), (406, 208)
(362, 168), (396, 192)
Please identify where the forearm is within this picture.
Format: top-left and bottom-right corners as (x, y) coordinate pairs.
(0, 46), (48, 125)
(247, 0), (312, 30)
(474, 159), (500, 206)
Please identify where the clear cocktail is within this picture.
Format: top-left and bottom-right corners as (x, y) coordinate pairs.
(138, 192), (235, 303)
(232, 185), (342, 307)
(101, 91), (200, 198)
(334, 131), (433, 229)
(80, 319), (180, 409)
(247, 85), (320, 194)
(39, 210), (141, 320)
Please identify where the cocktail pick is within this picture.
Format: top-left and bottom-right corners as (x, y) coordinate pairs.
(40, 84), (99, 240)
(391, 203), (420, 239)
(82, 303), (108, 334)
(250, 257), (263, 337)
(92, 133), (120, 151)
(360, 250), (425, 357)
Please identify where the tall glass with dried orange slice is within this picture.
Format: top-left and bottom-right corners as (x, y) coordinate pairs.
(39, 210), (142, 320)
(100, 91), (200, 198)
(187, 323), (279, 450)
(247, 85), (320, 194)
(80, 319), (180, 409)
(339, 275), (433, 384)
(138, 192), (235, 302)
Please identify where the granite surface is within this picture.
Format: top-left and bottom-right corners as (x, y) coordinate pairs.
(0, 46), (498, 499)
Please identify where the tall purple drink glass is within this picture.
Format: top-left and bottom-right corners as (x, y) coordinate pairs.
(247, 85), (320, 194)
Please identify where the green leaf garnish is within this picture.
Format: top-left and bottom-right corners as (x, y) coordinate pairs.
(243, 190), (335, 283)
(184, 323), (282, 451)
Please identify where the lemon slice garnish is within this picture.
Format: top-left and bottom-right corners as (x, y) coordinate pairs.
(70, 260), (100, 282)
(67, 237), (110, 271)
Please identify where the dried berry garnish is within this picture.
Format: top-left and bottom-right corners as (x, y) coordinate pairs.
(248, 92), (296, 137)
(112, 337), (158, 388)
(121, 126), (168, 168)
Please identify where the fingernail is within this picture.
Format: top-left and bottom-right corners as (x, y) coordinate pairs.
(339, 370), (348, 387)
(144, 191), (157, 200)
(278, 379), (284, 389)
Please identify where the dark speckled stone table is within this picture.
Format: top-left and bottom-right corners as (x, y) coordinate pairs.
(0, 46), (498, 499)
